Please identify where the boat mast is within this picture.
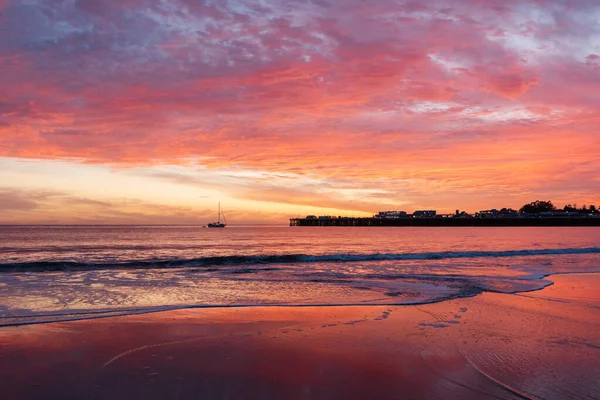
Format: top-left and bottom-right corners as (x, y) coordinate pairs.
(218, 202), (221, 224)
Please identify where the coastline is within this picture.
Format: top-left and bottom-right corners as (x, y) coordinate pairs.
(1, 273), (599, 399)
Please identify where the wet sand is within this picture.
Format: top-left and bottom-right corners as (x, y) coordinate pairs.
(1, 274), (599, 400)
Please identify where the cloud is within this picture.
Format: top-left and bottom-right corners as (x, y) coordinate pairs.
(0, 186), (206, 224)
(131, 167), (400, 213)
(0, 189), (40, 211)
(0, 0), (599, 219)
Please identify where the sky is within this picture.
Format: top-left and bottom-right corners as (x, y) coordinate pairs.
(0, 0), (599, 224)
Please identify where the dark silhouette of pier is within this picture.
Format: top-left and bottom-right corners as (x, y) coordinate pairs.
(290, 201), (600, 227)
(289, 216), (600, 227)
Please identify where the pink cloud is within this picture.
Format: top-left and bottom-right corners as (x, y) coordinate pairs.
(0, 0), (599, 215)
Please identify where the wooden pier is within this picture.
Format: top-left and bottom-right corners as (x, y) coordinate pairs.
(290, 216), (600, 227)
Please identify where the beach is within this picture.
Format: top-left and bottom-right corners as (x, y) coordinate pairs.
(3, 0), (600, 397)
(2, 273), (598, 400)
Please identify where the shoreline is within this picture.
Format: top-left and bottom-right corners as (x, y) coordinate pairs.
(1, 273), (599, 399)
(4, 270), (600, 328)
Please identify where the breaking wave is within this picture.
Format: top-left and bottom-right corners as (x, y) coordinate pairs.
(1, 247), (599, 272)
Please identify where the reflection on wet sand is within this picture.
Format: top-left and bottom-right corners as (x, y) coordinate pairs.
(1, 274), (599, 399)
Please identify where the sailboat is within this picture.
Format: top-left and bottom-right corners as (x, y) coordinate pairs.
(207, 202), (227, 228)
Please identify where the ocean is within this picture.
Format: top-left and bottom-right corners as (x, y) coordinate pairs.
(1, 226), (599, 326)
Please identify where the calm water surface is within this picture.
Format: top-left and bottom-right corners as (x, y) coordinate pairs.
(1, 226), (599, 325)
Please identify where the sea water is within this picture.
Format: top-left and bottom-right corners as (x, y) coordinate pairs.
(1, 226), (599, 325)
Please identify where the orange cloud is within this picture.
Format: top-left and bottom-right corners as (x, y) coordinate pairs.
(0, 0), (599, 220)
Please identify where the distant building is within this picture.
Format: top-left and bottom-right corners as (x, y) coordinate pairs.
(306, 215), (317, 220)
(413, 210), (437, 218)
(476, 208), (518, 218)
(455, 211), (473, 218)
(376, 211), (408, 219)
(539, 211), (581, 217)
(318, 216), (332, 220)
(477, 209), (499, 218)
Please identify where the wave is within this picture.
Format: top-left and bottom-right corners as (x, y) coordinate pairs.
(1, 247), (599, 272)
(0, 275), (560, 328)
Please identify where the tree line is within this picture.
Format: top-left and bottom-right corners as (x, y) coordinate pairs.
(519, 200), (598, 214)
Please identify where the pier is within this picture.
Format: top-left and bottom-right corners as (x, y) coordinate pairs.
(290, 216), (600, 227)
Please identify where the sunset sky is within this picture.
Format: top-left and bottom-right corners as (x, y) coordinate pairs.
(1, 0), (599, 224)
